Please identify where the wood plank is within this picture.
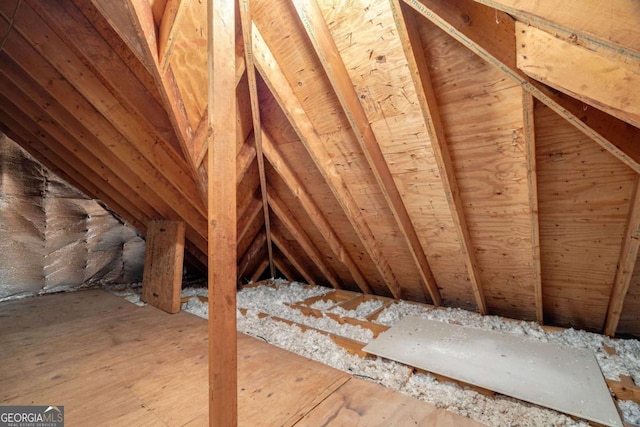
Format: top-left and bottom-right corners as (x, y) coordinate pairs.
(158, 0), (189, 72)
(237, 194), (263, 245)
(141, 220), (185, 314)
(472, 0), (640, 61)
(236, 134), (257, 184)
(253, 24), (401, 298)
(274, 256), (297, 283)
(262, 131), (371, 294)
(207, 0), (237, 424)
(239, 0), (275, 278)
(292, 0), (441, 305)
(604, 176), (640, 336)
(390, 0), (485, 312)
(403, 0), (640, 173)
(522, 91), (544, 324)
(517, 23), (640, 129)
(268, 187), (341, 289)
(271, 231), (317, 286)
(0, 290), (356, 426)
(297, 377), (484, 427)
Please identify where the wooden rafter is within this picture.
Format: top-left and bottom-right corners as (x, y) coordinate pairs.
(274, 257), (296, 282)
(251, 259), (270, 283)
(271, 231), (317, 286)
(239, 0), (275, 278)
(158, 0), (189, 72)
(238, 231), (267, 281)
(472, 0), (640, 61)
(522, 91), (544, 324)
(121, 0), (208, 200)
(604, 176), (640, 336)
(390, 0), (485, 312)
(291, 0), (440, 305)
(0, 44), (208, 253)
(237, 195), (264, 245)
(268, 187), (342, 289)
(262, 131), (371, 294)
(207, 0), (237, 424)
(252, 24), (401, 298)
(0, 1), (207, 220)
(236, 133), (258, 184)
(403, 0), (640, 173)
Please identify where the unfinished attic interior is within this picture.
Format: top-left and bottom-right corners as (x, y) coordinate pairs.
(1, 0), (640, 425)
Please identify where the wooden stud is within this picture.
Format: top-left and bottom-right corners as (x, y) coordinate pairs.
(604, 176), (640, 336)
(291, 0), (440, 305)
(516, 23), (640, 129)
(390, 1), (485, 312)
(239, 0), (275, 278)
(207, 0), (237, 424)
(268, 187), (341, 289)
(141, 221), (186, 314)
(262, 131), (371, 294)
(402, 0), (640, 173)
(253, 25), (400, 298)
(522, 91), (544, 324)
(271, 232), (317, 286)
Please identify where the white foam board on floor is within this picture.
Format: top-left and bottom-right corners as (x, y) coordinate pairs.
(363, 316), (622, 427)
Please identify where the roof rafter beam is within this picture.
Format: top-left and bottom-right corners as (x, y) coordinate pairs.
(268, 186), (342, 289)
(262, 131), (371, 294)
(239, 0), (275, 278)
(237, 194), (264, 245)
(238, 231), (267, 281)
(390, 0), (485, 312)
(291, 0), (440, 305)
(604, 175), (640, 336)
(252, 24), (400, 298)
(472, 0), (640, 62)
(403, 0), (640, 173)
(271, 231), (317, 286)
(274, 256), (296, 283)
(118, 0), (208, 200)
(522, 91), (544, 324)
(251, 259), (270, 283)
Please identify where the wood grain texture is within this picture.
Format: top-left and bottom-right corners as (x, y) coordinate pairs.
(517, 23), (640, 129)
(536, 101), (635, 331)
(141, 220), (185, 313)
(418, 13), (538, 320)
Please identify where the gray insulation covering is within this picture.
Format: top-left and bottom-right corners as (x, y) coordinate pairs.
(0, 134), (145, 300)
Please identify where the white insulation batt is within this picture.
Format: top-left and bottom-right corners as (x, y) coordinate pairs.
(0, 134), (144, 300)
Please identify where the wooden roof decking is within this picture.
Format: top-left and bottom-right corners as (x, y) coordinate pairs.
(0, 0), (639, 337)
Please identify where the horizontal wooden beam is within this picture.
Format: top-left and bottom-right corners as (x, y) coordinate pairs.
(517, 23), (640, 129)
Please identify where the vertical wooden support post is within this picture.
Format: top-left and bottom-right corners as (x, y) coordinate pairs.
(141, 220), (186, 313)
(207, 0), (237, 425)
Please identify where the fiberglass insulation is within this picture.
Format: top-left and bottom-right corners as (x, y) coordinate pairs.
(0, 133), (144, 300)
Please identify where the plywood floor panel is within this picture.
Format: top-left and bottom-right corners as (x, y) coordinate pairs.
(0, 289), (482, 426)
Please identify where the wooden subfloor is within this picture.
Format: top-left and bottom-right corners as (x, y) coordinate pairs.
(0, 290), (483, 426)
